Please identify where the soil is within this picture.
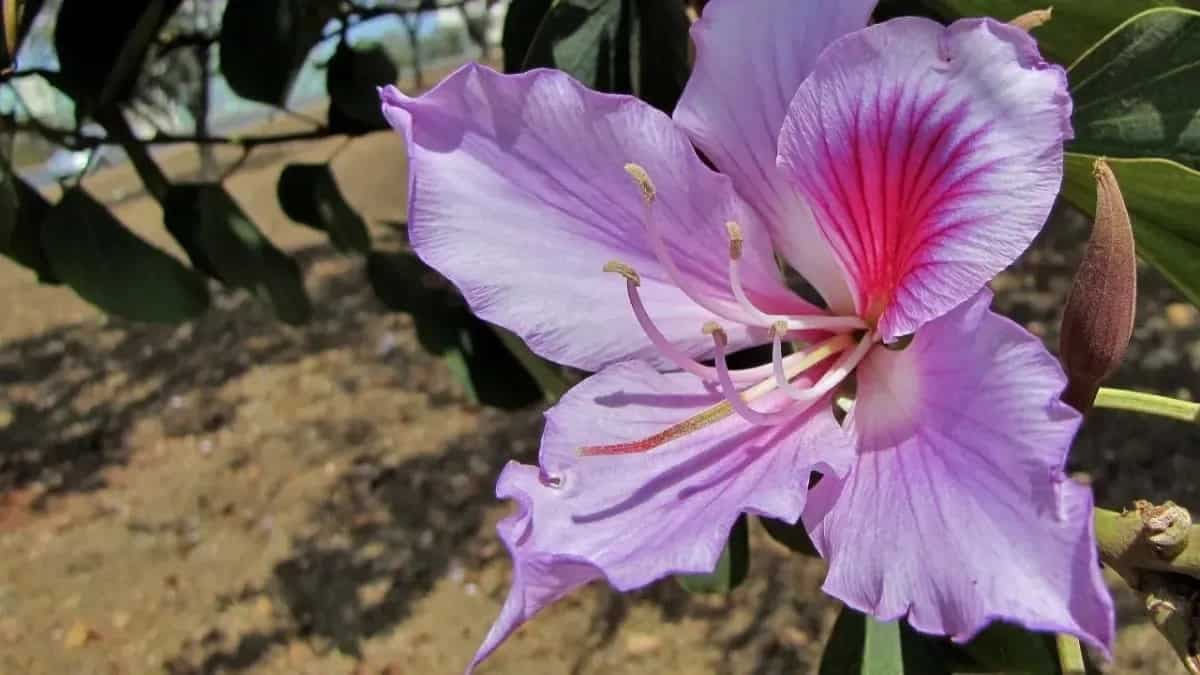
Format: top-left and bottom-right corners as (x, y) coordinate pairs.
(2, 75), (1200, 675)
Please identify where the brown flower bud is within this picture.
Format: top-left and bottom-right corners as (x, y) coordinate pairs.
(1059, 159), (1137, 414)
(1009, 8), (1053, 32)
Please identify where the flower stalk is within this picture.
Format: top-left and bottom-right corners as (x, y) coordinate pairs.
(1093, 387), (1200, 423)
(1095, 502), (1200, 672)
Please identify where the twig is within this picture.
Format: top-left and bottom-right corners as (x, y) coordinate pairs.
(12, 121), (334, 151)
(1096, 502), (1198, 585)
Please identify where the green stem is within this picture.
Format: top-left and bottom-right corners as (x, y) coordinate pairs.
(1056, 634), (1086, 675)
(1093, 387), (1199, 422)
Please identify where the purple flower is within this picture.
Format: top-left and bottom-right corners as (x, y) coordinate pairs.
(380, 1), (1115, 670)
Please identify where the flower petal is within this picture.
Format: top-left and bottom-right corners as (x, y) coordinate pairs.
(674, 0), (875, 312)
(471, 360), (852, 670)
(777, 18), (1073, 340)
(382, 64), (815, 373)
(803, 291), (1114, 652)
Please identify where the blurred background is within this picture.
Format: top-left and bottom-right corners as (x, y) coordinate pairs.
(1, 1), (1198, 673)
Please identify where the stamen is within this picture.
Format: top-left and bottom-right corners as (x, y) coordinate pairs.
(801, 332), (875, 405)
(773, 328), (855, 401)
(725, 220), (773, 325)
(723, 220), (868, 333)
(724, 221), (744, 260)
(707, 322), (797, 426)
(579, 400), (733, 456)
(578, 329), (862, 456)
(602, 260), (640, 285)
(623, 163), (656, 204)
(604, 260), (715, 380)
(623, 163), (720, 316)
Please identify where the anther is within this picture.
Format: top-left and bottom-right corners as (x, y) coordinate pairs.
(623, 163), (656, 204)
(702, 321), (727, 344)
(603, 260), (641, 286)
(768, 320), (788, 340)
(724, 221), (744, 260)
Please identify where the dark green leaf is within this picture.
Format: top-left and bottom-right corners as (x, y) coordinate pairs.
(54, 0), (182, 108)
(1068, 8), (1200, 171)
(164, 184), (311, 324)
(820, 606), (868, 675)
(0, 170), (58, 283)
(0, 144), (17, 253)
(502, 0), (553, 73)
(276, 163), (371, 253)
(926, 1), (1199, 65)
(492, 327), (572, 403)
(219, 0), (336, 106)
(517, 0), (691, 113)
(758, 515), (819, 556)
(1062, 154), (1200, 308)
(1058, 9), (1200, 311)
(327, 40), (398, 133)
(676, 514), (749, 593)
(42, 189), (209, 322)
(366, 250), (543, 408)
(959, 623), (1058, 673)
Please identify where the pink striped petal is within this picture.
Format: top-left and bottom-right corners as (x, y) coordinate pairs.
(382, 64), (817, 372)
(778, 18), (1072, 340)
(470, 361), (853, 670)
(803, 292), (1114, 653)
(675, 0), (875, 312)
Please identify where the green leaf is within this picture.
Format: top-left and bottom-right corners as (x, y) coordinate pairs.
(676, 514), (749, 593)
(1057, 9), (1200, 309)
(366, 250), (543, 409)
(219, 0), (335, 106)
(42, 189), (209, 322)
(501, 0), (554, 73)
(1068, 7), (1200, 170)
(516, 0), (691, 113)
(821, 606), (869, 675)
(164, 184), (311, 324)
(54, 0), (183, 108)
(276, 163), (371, 254)
(926, 1), (1196, 65)
(959, 623), (1058, 673)
(863, 617), (905, 675)
(326, 40), (398, 134)
(1062, 154), (1200, 307)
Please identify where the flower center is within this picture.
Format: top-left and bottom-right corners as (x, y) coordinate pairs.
(579, 164), (878, 456)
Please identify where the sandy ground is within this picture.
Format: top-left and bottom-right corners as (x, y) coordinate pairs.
(3, 71), (1200, 675)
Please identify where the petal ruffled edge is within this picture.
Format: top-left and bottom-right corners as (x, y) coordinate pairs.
(804, 291), (1114, 653)
(778, 18), (1072, 340)
(381, 64), (819, 373)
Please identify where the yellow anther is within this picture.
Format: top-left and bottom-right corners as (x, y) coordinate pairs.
(702, 321), (728, 345)
(724, 221), (744, 260)
(769, 320), (789, 339)
(623, 163), (656, 204)
(603, 260), (641, 286)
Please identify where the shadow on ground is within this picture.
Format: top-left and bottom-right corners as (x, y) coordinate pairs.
(0, 241), (462, 504)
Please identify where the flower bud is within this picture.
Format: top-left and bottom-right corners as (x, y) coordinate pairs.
(1009, 8), (1053, 32)
(1059, 159), (1137, 414)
